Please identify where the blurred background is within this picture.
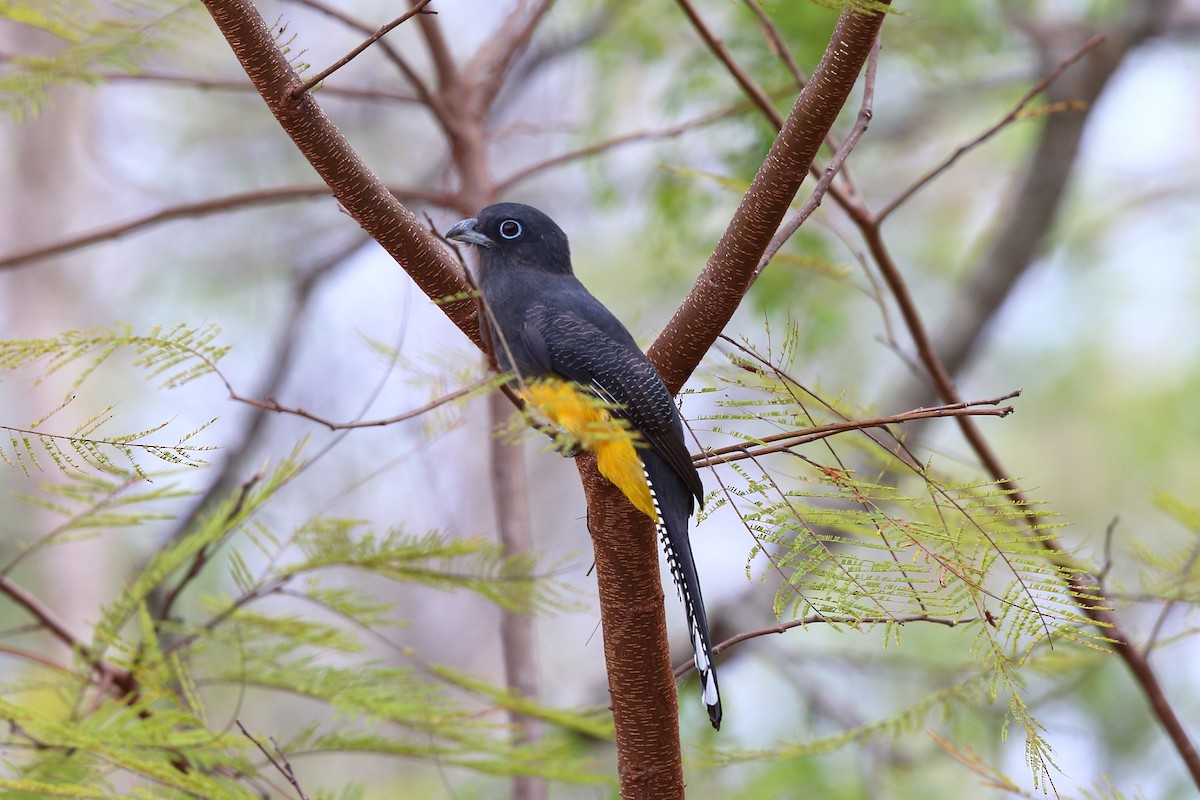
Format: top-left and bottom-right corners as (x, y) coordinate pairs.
(1, 1), (1198, 797)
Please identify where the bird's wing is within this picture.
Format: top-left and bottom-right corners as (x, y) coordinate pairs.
(520, 304), (703, 506)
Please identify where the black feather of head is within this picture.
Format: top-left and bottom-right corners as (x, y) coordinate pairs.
(449, 203), (574, 276)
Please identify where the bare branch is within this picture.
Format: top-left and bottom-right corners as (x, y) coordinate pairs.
(157, 472), (262, 623)
(650, 3), (892, 393)
(287, 0), (440, 116)
(742, 0), (807, 88)
(675, 0), (783, 129)
(675, 614), (975, 678)
(465, 0), (556, 103)
(0, 186), (449, 271)
(97, 69), (419, 104)
(495, 100), (757, 193)
(692, 394), (1016, 469)
(876, 35), (1104, 222)
(752, 32), (881, 282)
(237, 721), (311, 800)
(289, 0), (437, 97)
(223, 373), (495, 430)
(0, 574), (135, 695)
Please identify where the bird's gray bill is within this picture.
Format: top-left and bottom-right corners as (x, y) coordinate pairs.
(445, 217), (494, 248)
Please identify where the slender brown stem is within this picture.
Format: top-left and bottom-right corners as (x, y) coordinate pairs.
(237, 721), (312, 800)
(496, 100), (756, 194)
(288, 0), (441, 117)
(692, 398), (1015, 468)
(0, 186), (449, 271)
(0, 574), (135, 694)
(290, 0), (436, 97)
(650, 2), (892, 393)
(675, 614), (975, 678)
(225, 374), (495, 430)
(675, 0), (784, 129)
(752, 32), (880, 282)
(876, 35), (1105, 222)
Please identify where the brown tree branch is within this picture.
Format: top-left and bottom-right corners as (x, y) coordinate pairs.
(650, 3), (891, 393)
(0, 573), (135, 695)
(221, 373), (494, 431)
(675, 614), (976, 679)
(876, 36), (1104, 223)
(0, 186), (449, 271)
(464, 0), (556, 103)
(692, 394), (1016, 469)
(288, 0), (439, 99)
(674, 0), (784, 129)
(831, 5), (1200, 786)
(577, 453), (688, 796)
(237, 721), (311, 800)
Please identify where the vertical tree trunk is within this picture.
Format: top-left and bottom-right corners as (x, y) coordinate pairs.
(488, 393), (547, 800)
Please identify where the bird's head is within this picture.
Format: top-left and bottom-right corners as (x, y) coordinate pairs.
(445, 202), (573, 275)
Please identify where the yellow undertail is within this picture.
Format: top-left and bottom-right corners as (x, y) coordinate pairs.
(520, 379), (655, 520)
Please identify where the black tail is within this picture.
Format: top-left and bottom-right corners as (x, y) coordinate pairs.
(642, 450), (721, 729)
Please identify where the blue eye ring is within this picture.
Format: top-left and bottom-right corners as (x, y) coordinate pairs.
(499, 219), (522, 240)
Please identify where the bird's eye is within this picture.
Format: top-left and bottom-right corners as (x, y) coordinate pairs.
(499, 219), (522, 239)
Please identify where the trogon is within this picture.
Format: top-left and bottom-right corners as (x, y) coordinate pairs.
(446, 202), (722, 729)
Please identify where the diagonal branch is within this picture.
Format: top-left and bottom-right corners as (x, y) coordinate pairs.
(876, 35), (1104, 223)
(649, 3), (891, 393)
(290, 0), (436, 96)
(0, 186), (449, 271)
(674, 0), (783, 128)
(691, 394), (1016, 468)
(286, 0), (439, 114)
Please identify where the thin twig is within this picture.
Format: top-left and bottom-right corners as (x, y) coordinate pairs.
(692, 394), (1016, 468)
(157, 473), (262, 623)
(237, 721), (311, 800)
(0, 185), (449, 271)
(876, 34), (1105, 222)
(287, 0), (443, 122)
(96, 68), (420, 103)
(496, 100), (757, 193)
(675, 614), (975, 678)
(223, 373), (495, 431)
(742, 0), (807, 87)
(752, 31), (881, 282)
(0, 574), (135, 694)
(289, 0), (436, 98)
(675, 0), (784, 128)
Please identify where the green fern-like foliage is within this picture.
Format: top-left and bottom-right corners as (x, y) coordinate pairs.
(695, 332), (1108, 789)
(0, 451), (608, 797)
(0, 0), (198, 120)
(0, 323), (225, 476)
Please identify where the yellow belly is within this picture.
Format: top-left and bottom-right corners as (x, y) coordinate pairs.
(520, 379), (655, 520)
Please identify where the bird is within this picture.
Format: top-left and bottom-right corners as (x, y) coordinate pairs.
(446, 202), (722, 729)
